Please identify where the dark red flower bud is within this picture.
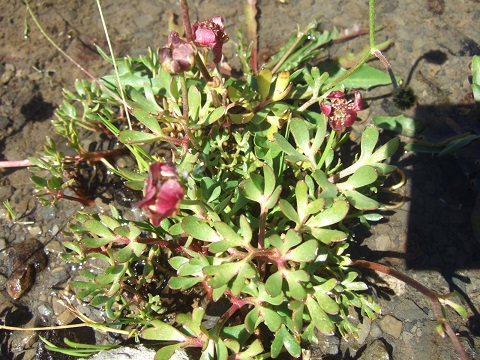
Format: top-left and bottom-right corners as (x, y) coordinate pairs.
(136, 162), (184, 226)
(159, 31), (196, 74)
(192, 16), (228, 64)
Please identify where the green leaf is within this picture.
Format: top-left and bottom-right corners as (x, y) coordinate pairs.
(241, 174), (263, 201)
(169, 276), (202, 290)
(142, 320), (189, 341)
(290, 118), (311, 156)
(188, 85), (201, 122)
(118, 130), (162, 144)
(84, 220), (115, 239)
(286, 240), (318, 262)
(169, 256), (189, 270)
(306, 295), (335, 335)
(182, 216), (221, 242)
(239, 216), (252, 244)
(203, 262), (243, 288)
(154, 343), (187, 360)
(285, 269), (309, 300)
(314, 293), (340, 314)
(98, 215), (121, 231)
(338, 166), (378, 190)
(258, 68), (272, 101)
(265, 271), (283, 298)
(260, 306), (282, 332)
(245, 307), (261, 333)
(335, 65), (398, 90)
(132, 108), (162, 135)
(373, 115), (424, 136)
(262, 164), (276, 198)
(306, 200), (349, 228)
(236, 339), (263, 359)
(116, 242), (147, 262)
(271, 324), (301, 358)
(343, 190), (380, 210)
(48, 176), (63, 190)
(200, 106), (225, 125)
(273, 133), (307, 162)
(438, 134), (480, 156)
(31, 175), (48, 188)
(279, 199), (301, 224)
(309, 228), (347, 244)
(128, 87), (162, 113)
(269, 230), (302, 255)
(359, 126), (379, 160)
(472, 55), (480, 102)
(220, 325), (251, 348)
(231, 262), (257, 295)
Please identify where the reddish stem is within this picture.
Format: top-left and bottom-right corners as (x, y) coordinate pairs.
(350, 260), (471, 360)
(0, 159), (34, 168)
(180, 0), (194, 42)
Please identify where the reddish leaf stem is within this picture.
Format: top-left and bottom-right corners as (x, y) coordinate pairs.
(350, 260), (471, 360)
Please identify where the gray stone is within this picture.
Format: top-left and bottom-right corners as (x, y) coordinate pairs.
(0, 238), (6, 251)
(9, 316), (38, 351)
(393, 299), (428, 322)
(380, 315), (403, 339)
(87, 344), (156, 360)
(48, 267), (70, 286)
(357, 339), (391, 360)
(356, 317), (371, 346)
(37, 303), (54, 318)
(315, 332), (340, 355)
(369, 322), (383, 338)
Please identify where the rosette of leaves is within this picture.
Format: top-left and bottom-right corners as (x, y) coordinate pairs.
(34, 14), (402, 359)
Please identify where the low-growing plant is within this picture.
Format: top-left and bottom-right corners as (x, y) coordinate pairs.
(6, 0), (470, 359)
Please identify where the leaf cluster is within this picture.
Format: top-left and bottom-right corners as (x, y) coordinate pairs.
(31, 19), (401, 360)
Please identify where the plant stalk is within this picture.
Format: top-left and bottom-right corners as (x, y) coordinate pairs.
(350, 260), (471, 360)
(245, 0), (258, 73)
(25, 0), (132, 112)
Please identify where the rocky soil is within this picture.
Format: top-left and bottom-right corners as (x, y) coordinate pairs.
(0, 0), (479, 359)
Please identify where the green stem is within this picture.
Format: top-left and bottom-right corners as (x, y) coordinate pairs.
(96, 0), (132, 129)
(245, 0), (258, 73)
(25, 0), (132, 112)
(369, 0), (376, 50)
(323, 0), (378, 91)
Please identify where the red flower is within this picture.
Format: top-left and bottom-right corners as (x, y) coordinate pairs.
(159, 31), (196, 74)
(136, 162), (184, 226)
(192, 16), (229, 64)
(320, 89), (363, 131)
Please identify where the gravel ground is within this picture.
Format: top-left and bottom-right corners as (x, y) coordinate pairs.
(0, 0), (479, 359)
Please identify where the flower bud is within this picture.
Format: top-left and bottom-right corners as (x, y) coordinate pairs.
(136, 162), (184, 226)
(159, 31), (196, 74)
(192, 16), (228, 64)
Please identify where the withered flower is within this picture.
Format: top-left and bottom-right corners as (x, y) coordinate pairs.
(159, 30), (196, 74)
(192, 16), (228, 64)
(136, 162), (184, 226)
(320, 89), (363, 131)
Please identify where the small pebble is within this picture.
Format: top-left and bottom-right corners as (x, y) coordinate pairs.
(357, 339), (390, 360)
(56, 309), (76, 326)
(0, 238), (6, 251)
(38, 303), (54, 318)
(380, 315), (403, 339)
(48, 267), (70, 287)
(27, 226), (42, 236)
